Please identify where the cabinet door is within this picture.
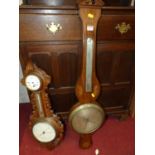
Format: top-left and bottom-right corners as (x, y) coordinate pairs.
(96, 41), (135, 114)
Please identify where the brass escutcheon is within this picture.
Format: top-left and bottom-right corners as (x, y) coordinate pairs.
(46, 22), (62, 35)
(115, 22), (131, 34)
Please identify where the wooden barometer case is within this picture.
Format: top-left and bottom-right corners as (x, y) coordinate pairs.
(69, 0), (106, 149)
(21, 61), (64, 149)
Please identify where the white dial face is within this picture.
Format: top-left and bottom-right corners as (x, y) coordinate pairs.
(25, 75), (41, 91)
(32, 122), (56, 143)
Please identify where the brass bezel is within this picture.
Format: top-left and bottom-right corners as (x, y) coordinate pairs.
(69, 102), (105, 134)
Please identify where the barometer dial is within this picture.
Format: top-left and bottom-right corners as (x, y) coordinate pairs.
(32, 121), (56, 143)
(69, 103), (105, 134)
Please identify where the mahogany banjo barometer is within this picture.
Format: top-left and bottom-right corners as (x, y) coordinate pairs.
(69, 0), (106, 149)
(21, 61), (64, 149)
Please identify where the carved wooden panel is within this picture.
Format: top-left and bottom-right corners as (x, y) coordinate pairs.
(98, 87), (131, 108)
(96, 49), (114, 84)
(96, 42), (134, 111)
(49, 93), (77, 113)
(114, 51), (134, 83)
(96, 42), (134, 84)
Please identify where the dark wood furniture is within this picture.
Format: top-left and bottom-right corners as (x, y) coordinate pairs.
(19, 1), (135, 120)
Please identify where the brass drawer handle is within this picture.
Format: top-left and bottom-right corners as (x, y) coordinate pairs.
(46, 22), (62, 35)
(115, 22), (131, 34)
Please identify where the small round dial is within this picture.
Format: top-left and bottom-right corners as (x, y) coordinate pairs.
(69, 103), (105, 134)
(25, 74), (41, 91)
(32, 121), (56, 143)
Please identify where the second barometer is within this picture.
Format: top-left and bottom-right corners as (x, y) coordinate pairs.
(69, 0), (106, 149)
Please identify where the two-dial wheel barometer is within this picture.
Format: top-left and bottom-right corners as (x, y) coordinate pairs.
(21, 61), (64, 149)
(69, 0), (106, 149)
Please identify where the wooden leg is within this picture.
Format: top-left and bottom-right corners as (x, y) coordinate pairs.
(79, 134), (92, 149)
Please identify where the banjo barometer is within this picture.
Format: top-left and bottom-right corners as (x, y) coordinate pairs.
(21, 61), (64, 149)
(69, 0), (106, 149)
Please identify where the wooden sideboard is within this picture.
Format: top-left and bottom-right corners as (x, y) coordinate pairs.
(19, 2), (135, 120)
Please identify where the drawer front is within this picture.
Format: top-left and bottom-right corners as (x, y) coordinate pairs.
(20, 13), (134, 42)
(20, 14), (82, 41)
(97, 15), (135, 40)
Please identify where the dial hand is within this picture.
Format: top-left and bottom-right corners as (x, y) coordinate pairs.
(39, 130), (46, 136)
(39, 127), (50, 136)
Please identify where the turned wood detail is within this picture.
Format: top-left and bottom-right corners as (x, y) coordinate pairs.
(79, 134), (92, 148)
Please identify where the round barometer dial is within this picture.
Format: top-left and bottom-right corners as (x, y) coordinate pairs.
(69, 103), (105, 134)
(32, 117), (58, 143)
(32, 120), (56, 143)
(25, 74), (41, 91)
